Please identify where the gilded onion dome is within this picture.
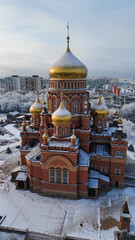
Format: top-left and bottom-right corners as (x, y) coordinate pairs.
(42, 128), (48, 140)
(22, 117), (26, 128)
(49, 25), (87, 80)
(114, 107), (118, 116)
(118, 114), (123, 125)
(91, 92), (109, 117)
(52, 93), (72, 125)
(71, 129), (76, 141)
(30, 90), (43, 115)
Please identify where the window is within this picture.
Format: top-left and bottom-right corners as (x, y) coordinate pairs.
(101, 164), (106, 173)
(63, 99), (67, 109)
(115, 166), (120, 175)
(59, 127), (62, 136)
(50, 170), (55, 183)
(73, 99), (78, 114)
(35, 117), (38, 125)
(114, 151), (123, 157)
(52, 99), (56, 112)
(91, 163), (95, 169)
(65, 127), (68, 135)
(98, 120), (101, 127)
(50, 169), (68, 184)
(56, 170), (61, 183)
(63, 171), (67, 184)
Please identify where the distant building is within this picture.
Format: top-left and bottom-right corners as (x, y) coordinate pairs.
(5, 75), (43, 92)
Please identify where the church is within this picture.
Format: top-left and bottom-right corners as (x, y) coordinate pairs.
(17, 30), (128, 199)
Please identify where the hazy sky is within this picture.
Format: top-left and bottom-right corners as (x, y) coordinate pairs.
(0, 0), (135, 78)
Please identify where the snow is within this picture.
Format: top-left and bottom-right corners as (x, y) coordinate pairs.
(31, 101), (42, 109)
(49, 140), (71, 148)
(16, 172), (27, 181)
(121, 213), (131, 218)
(127, 150), (135, 161)
(89, 170), (110, 183)
(88, 178), (98, 188)
(26, 147), (40, 160)
(9, 111), (19, 115)
(78, 149), (90, 166)
(51, 50), (87, 68)
(4, 124), (21, 140)
(52, 105), (71, 117)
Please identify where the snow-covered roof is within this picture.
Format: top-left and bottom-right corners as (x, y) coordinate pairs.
(51, 50), (86, 68)
(89, 169), (110, 183)
(26, 147), (41, 162)
(78, 149), (90, 166)
(9, 111), (19, 115)
(121, 213), (131, 218)
(91, 130), (111, 137)
(49, 140), (71, 148)
(88, 178), (98, 189)
(16, 172), (27, 181)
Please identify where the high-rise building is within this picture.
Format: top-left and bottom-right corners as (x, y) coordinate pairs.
(5, 75), (43, 92)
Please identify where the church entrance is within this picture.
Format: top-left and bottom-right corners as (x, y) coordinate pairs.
(115, 181), (119, 187)
(89, 189), (96, 197)
(18, 181), (24, 189)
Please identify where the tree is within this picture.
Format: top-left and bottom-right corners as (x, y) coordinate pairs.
(128, 144), (134, 152)
(6, 147), (11, 154)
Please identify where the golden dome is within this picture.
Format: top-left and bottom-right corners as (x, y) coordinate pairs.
(71, 129), (76, 141)
(114, 107), (118, 116)
(52, 93), (72, 125)
(42, 94), (46, 105)
(49, 27), (87, 80)
(42, 128), (48, 140)
(30, 90), (43, 115)
(118, 114), (123, 125)
(91, 92), (109, 117)
(22, 117), (26, 128)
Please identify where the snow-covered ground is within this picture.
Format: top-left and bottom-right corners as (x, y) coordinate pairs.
(0, 124), (21, 155)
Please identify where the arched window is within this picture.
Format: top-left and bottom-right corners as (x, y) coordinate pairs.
(98, 120), (101, 127)
(114, 151), (123, 157)
(50, 169), (55, 183)
(35, 117), (39, 125)
(65, 127), (68, 135)
(59, 127), (62, 136)
(115, 166), (120, 175)
(52, 99), (56, 112)
(73, 99), (78, 114)
(63, 171), (67, 184)
(56, 170), (61, 183)
(101, 164), (106, 173)
(63, 99), (67, 109)
(103, 119), (106, 128)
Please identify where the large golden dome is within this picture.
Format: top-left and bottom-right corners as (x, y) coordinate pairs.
(30, 91), (43, 115)
(49, 34), (87, 80)
(52, 93), (72, 125)
(91, 93), (109, 117)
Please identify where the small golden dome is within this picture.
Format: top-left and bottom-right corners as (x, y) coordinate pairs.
(114, 107), (118, 116)
(42, 128), (48, 140)
(30, 90), (43, 115)
(52, 93), (72, 125)
(42, 94), (46, 105)
(91, 92), (109, 117)
(49, 26), (87, 80)
(118, 114), (123, 125)
(71, 129), (76, 141)
(22, 118), (26, 128)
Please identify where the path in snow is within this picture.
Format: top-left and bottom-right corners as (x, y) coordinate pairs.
(4, 124), (21, 140)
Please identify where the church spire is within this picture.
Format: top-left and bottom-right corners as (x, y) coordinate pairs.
(66, 22), (70, 52)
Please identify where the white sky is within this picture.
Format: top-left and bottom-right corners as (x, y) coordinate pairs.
(0, 0), (135, 78)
